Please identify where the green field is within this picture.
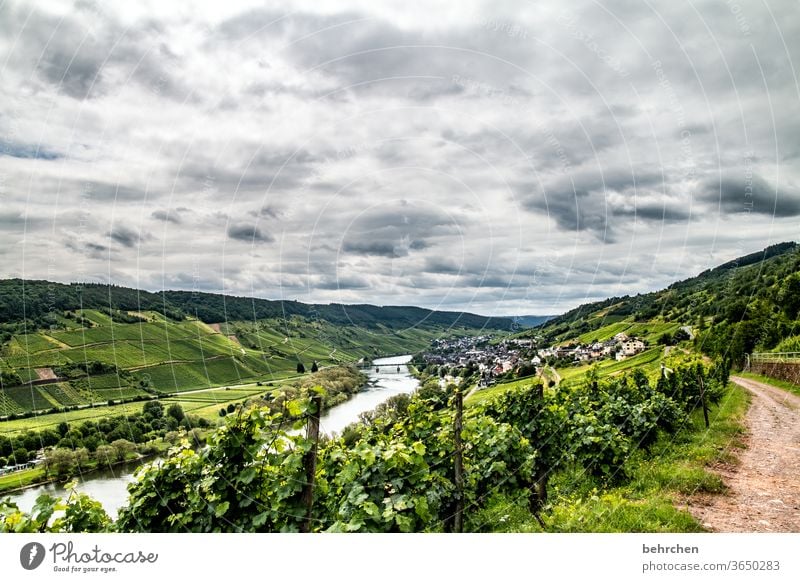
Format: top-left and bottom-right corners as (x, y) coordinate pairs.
(569, 320), (683, 346)
(467, 347), (666, 405)
(557, 347), (663, 384)
(0, 304), (485, 436)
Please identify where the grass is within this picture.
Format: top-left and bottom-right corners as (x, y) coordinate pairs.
(569, 320), (682, 346)
(466, 376), (540, 406)
(0, 402), (150, 434)
(736, 371), (800, 397)
(0, 466), (48, 494)
(0, 438), (183, 496)
(557, 347), (664, 387)
(472, 382), (750, 532)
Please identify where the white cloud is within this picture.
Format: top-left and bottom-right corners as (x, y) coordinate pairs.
(0, 0), (798, 316)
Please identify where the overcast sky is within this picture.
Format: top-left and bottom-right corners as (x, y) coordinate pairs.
(0, 0), (798, 316)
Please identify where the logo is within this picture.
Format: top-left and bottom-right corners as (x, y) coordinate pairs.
(20, 542), (46, 570)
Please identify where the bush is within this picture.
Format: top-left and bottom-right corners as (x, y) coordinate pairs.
(166, 403), (185, 423)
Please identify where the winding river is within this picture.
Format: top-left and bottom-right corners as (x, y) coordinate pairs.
(6, 355), (418, 518)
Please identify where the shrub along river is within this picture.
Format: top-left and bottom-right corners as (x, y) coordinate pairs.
(7, 355), (418, 518)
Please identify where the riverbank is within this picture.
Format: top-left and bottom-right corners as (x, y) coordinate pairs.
(0, 439), (175, 496)
(3, 357), (418, 513)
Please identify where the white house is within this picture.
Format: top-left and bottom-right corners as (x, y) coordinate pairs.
(620, 338), (645, 356)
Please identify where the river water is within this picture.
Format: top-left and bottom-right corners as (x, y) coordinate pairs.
(6, 355), (418, 518)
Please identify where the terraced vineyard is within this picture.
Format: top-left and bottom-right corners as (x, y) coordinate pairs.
(0, 304), (481, 427)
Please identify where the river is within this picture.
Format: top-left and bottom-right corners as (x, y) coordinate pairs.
(5, 355), (418, 518)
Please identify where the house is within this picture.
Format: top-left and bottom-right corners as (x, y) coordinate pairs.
(620, 338), (645, 356)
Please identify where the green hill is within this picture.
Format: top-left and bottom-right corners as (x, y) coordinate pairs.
(536, 241), (800, 366)
(0, 280), (512, 417)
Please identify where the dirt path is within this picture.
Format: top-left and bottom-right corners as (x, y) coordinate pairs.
(689, 375), (800, 532)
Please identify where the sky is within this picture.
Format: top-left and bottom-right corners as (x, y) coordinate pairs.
(0, 0), (798, 317)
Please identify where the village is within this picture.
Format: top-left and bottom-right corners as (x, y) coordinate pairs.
(416, 332), (649, 387)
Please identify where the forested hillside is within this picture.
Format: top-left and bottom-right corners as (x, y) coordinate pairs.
(0, 280), (512, 334)
(535, 242), (800, 366)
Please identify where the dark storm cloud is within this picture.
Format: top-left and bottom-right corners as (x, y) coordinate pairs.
(0, 210), (48, 230)
(151, 209), (181, 224)
(85, 182), (152, 202)
(252, 205), (283, 219)
(316, 274), (372, 290)
(64, 237), (110, 260)
(1, 143), (61, 160)
(0, 1), (187, 101)
(520, 168), (691, 240)
(227, 223), (274, 243)
(215, 7), (536, 102)
(108, 225), (149, 248)
(699, 174), (800, 218)
(342, 239), (415, 258)
(175, 148), (318, 195)
(340, 205), (461, 257)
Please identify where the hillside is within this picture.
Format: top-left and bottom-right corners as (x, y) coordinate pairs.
(535, 242), (800, 366)
(0, 280), (512, 418)
(0, 280), (512, 333)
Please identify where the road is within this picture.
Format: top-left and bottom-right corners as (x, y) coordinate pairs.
(689, 375), (800, 532)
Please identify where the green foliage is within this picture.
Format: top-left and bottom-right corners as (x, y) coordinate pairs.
(118, 407), (309, 532)
(1, 354), (731, 533)
(0, 483), (111, 533)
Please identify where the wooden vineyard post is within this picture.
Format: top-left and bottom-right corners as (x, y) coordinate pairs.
(453, 388), (464, 533)
(698, 375), (710, 428)
(529, 382), (547, 528)
(300, 392), (323, 532)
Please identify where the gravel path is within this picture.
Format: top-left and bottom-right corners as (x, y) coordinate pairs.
(689, 376), (800, 532)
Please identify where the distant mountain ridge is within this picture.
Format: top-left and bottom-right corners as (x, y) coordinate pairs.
(0, 279), (514, 331)
(512, 315), (556, 328)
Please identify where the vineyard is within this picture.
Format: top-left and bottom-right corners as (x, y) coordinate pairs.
(0, 355), (730, 533)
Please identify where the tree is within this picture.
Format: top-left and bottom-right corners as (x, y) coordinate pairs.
(44, 448), (76, 477)
(166, 403), (185, 423)
(673, 328), (691, 342)
(74, 448), (90, 470)
(57, 422), (69, 437)
(12, 448), (28, 464)
(297, 362), (306, 374)
(778, 273), (800, 320)
(143, 400), (164, 419)
(110, 439), (137, 463)
(226, 403), (236, 414)
(311, 361), (319, 373)
(94, 445), (115, 467)
(657, 332), (674, 346)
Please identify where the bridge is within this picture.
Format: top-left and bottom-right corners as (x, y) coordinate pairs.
(357, 362), (410, 371)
